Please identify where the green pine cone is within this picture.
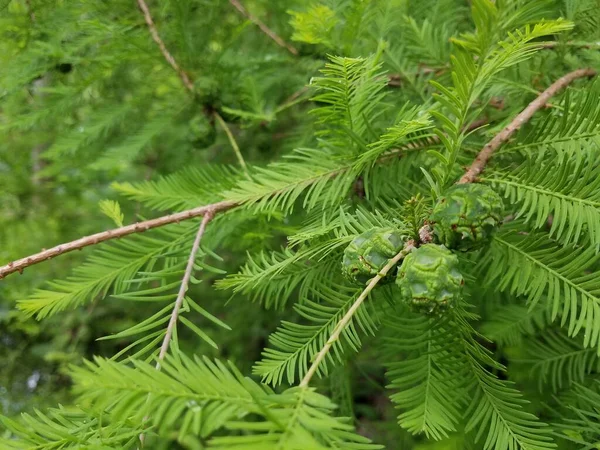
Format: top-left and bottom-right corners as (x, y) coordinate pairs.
(396, 244), (463, 315)
(342, 227), (406, 285)
(430, 183), (503, 251)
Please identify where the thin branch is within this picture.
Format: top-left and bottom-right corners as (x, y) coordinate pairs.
(139, 213), (213, 445)
(136, 0), (195, 93)
(275, 86), (311, 114)
(0, 200), (236, 279)
(229, 0), (298, 56)
(459, 68), (597, 184)
(299, 240), (416, 388)
(214, 112), (251, 179)
(156, 212), (213, 368)
(542, 41), (600, 50)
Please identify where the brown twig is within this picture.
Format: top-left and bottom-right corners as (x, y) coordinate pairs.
(229, 0), (298, 56)
(214, 112), (250, 178)
(0, 200), (236, 279)
(156, 212), (214, 368)
(136, 0), (195, 93)
(281, 86), (310, 106)
(458, 68), (597, 184)
(542, 41), (600, 50)
(299, 240), (416, 388)
(139, 213), (213, 445)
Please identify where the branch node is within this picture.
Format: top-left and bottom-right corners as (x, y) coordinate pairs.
(418, 225), (433, 244)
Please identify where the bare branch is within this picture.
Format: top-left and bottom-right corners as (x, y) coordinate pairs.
(459, 68), (597, 184)
(139, 212), (214, 445)
(214, 112), (250, 179)
(229, 0), (298, 56)
(542, 41), (600, 50)
(0, 200), (236, 280)
(299, 240), (416, 388)
(136, 0), (195, 93)
(156, 212), (214, 368)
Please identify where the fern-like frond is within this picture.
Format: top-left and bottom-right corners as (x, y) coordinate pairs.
(430, 13), (570, 183)
(71, 353), (266, 439)
(485, 148), (600, 246)
(480, 227), (600, 349)
(497, 0), (555, 32)
(44, 104), (133, 159)
(90, 113), (178, 170)
(218, 206), (407, 308)
(464, 362), (556, 450)
(222, 148), (359, 214)
(288, 3), (339, 47)
(209, 387), (382, 449)
(354, 109), (434, 170)
(518, 330), (599, 392)
(310, 54), (388, 151)
(113, 165), (241, 212)
(506, 83), (600, 152)
(401, 16), (453, 67)
(451, 306), (557, 450)
(480, 302), (550, 347)
(69, 354), (379, 448)
(478, 20), (573, 82)
(288, 205), (404, 246)
(382, 308), (463, 440)
(381, 301), (556, 449)
(0, 406), (141, 449)
(102, 294), (229, 361)
(216, 244), (345, 309)
(552, 381), (600, 449)
(254, 283), (378, 386)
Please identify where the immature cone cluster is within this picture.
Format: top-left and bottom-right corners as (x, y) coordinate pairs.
(396, 244), (463, 315)
(430, 184), (503, 251)
(342, 227), (406, 285)
(340, 184), (503, 316)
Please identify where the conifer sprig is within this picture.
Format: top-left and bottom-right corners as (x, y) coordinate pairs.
(459, 67), (597, 183)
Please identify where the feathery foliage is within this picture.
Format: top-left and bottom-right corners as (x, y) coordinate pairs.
(481, 225), (600, 349)
(3, 1), (600, 449)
